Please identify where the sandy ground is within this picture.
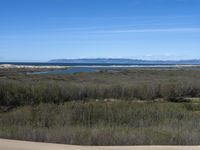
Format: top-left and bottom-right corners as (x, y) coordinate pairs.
(0, 64), (68, 69)
(0, 139), (200, 150)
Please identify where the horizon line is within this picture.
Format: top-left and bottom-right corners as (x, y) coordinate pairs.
(1, 58), (200, 63)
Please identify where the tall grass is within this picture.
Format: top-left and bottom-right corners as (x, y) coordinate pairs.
(1, 101), (200, 145)
(1, 69), (200, 145)
(1, 69), (200, 106)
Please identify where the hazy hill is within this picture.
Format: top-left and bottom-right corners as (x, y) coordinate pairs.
(49, 58), (200, 65)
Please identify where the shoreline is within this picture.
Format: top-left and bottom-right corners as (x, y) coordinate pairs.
(0, 64), (68, 69)
(0, 64), (200, 69)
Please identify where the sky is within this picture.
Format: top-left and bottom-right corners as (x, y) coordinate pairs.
(0, 0), (200, 62)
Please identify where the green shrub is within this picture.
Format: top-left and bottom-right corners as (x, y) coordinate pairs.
(1, 102), (200, 145)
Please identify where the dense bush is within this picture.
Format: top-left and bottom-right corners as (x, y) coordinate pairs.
(1, 70), (200, 106)
(1, 102), (200, 145)
(1, 69), (200, 145)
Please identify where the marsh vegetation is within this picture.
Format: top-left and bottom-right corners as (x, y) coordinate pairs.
(1, 69), (200, 106)
(1, 101), (200, 145)
(0, 68), (200, 145)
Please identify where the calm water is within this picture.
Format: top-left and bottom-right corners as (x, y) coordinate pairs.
(32, 66), (200, 74)
(32, 67), (101, 74)
(1, 62), (200, 74)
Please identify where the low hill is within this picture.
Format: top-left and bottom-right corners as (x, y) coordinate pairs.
(49, 58), (200, 65)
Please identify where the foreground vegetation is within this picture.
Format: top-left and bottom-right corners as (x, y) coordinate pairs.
(1, 101), (200, 145)
(1, 68), (200, 145)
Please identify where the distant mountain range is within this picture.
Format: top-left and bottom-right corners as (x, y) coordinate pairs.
(49, 58), (200, 65)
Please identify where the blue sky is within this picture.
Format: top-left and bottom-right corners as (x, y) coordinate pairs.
(0, 0), (200, 62)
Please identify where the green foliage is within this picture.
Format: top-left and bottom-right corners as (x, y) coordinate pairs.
(1, 69), (200, 106)
(1, 69), (200, 145)
(0, 102), (200, 145)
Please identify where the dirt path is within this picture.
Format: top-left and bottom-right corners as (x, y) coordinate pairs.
(0, 139), (200, 150)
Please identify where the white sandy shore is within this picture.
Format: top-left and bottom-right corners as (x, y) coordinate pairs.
(0, 64), (68, 69)
(0, 139), (200, 150)
(0, 64), (199, 69)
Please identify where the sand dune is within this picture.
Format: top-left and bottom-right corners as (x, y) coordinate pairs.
(0, 64), (67, 69)
(0, 139), (200, 150)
